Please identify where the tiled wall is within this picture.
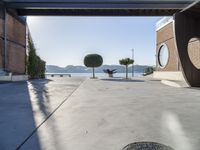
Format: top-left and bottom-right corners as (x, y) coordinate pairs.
(0, 8), (26, 74)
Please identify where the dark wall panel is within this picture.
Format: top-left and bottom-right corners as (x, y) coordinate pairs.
(174, 13), (200, 87)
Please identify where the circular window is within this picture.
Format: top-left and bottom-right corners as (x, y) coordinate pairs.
(158, 44), (169, 68)
(188, 38), (200, 69)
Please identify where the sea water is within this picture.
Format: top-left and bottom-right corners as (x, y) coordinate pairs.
(46, 72), (143, 78)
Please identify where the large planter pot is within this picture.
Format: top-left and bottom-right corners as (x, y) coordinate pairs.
(109, 74), (113, 77)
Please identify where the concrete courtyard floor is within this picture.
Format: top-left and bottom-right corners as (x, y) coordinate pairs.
(0, 77), (200, 150)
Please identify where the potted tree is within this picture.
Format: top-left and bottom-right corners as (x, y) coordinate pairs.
(119, 58), (134, 79)
(84, 54), (103, 78)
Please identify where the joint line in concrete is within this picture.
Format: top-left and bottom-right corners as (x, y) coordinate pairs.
(15, 79), (86, 150)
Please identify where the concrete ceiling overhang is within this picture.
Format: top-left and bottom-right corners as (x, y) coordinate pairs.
(1, 0), (198, 16)
(181, 0), (200, 17)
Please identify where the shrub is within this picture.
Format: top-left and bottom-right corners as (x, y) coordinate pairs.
(144, 67), (154, 76)
(27, 33), (46, 79)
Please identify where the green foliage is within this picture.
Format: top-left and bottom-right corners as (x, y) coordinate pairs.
(119, 58), (134, 66)
(119, 58), (134, 79)
(144, 67), (154, 76)
(84, 54), (103, 68)
(84, 54), (103, 78)
(27, 34), (46, 79)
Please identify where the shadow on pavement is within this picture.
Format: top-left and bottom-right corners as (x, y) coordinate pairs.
(0, 79), (60, 149)
(101, 78), (145, 82)
(26, 79), (62, 150)
(29, 79), (51, 117)
(0, 81), (12, 84)
(0, 81), (41, 150)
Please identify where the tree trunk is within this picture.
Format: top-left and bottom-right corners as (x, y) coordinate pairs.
(126, 65), (128, 79)
(92, 67), (95, 78)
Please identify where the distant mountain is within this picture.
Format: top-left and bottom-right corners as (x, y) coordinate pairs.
(46, 65), (152, 73)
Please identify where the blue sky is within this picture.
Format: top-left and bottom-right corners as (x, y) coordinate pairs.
(27, 17), (161, 67)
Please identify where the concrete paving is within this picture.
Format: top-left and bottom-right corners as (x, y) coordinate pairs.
(1, 77), (200, 150)
(0, 77), (85, 150)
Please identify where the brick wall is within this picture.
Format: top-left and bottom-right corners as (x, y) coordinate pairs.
(157, 22), (174, 45)
(0, 39), (3, 68)
(7, 41), (26, 74)
(0, 18), (3, 37)
(0, 10), (4, 69)
(188, 38), (200, 69)
(0, 10), (26, 74)
(7, 14), (26, 46)
(6, 13), (26, 74)
(156, 22), (180, 71)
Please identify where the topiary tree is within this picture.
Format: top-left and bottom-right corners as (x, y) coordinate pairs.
(119, 58), (134, 79)
(84, 54), (103, 78)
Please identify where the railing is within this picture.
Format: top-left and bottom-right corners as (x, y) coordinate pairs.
(45, 73), (71, 77)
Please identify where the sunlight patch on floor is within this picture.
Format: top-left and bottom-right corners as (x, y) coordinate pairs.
(162, 111), (193, 150)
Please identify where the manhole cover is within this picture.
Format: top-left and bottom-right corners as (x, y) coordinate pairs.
(122, 142), (174, 150)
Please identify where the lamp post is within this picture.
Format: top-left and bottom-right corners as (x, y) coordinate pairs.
(131, 48), (134, 77)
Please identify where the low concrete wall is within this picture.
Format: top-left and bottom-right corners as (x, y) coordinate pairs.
(0, 74), (28, 81)
(11, 75), (28, 81)
(0, 74), (12, 81)
(153, 71), (185, 81)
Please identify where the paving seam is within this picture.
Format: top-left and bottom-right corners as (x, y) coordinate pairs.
(16, 79), (86, 150)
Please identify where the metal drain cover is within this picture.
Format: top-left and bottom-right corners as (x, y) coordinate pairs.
(122, 142), (174, 150)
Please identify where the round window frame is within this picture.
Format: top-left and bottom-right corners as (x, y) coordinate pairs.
(158, 43), (169, 69)
(187, 37), (200, 70)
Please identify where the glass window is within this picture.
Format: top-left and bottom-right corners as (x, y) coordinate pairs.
(158, 44), (169, 68)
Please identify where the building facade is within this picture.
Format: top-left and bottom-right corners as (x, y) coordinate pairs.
(154, 17), (200, 82)
(0, 6), (26, 75)
(154, 17), (184, 81)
